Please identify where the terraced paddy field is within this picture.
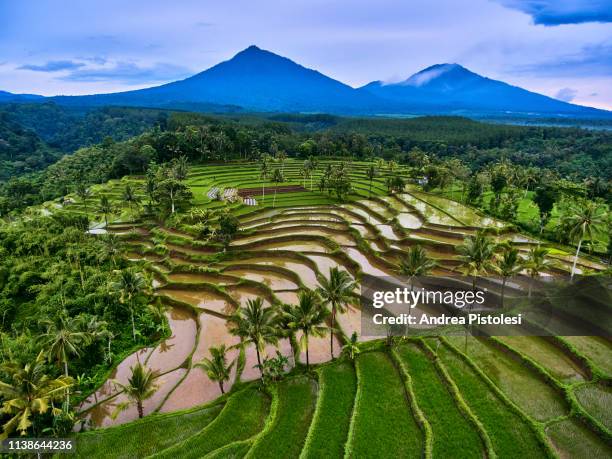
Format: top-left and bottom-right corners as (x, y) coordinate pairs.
(44, 160), (610, 458)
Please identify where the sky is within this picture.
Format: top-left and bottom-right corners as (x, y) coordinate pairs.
(0, 0), (611, 109)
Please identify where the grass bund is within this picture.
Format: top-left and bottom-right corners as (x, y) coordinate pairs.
(41, 159), (611, 458)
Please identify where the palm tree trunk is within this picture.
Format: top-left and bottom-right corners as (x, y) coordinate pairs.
(219, 381), (225, 394)
(571, 238), (583, 279)
(501, 277), (506, 309)
(261, 181), (265, 203)
(137, 400), (144, 418)
(305, 332), (310, 370)
(131, 310), (136, 341)
(255, 345), (263, 377)
(273, 189), (277, 208)
(330, 307), (335, 359)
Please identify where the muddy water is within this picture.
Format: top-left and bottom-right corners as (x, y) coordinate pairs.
(85, 368), (186, 427)
(379, 195), (413, 212)
(241, 339), (294, 381)
(226, 285), (271, 307)
(397, 213), (422, 229)
(274, 290), (301, 305)
(344, 247), (392, 277)
(125, 252), (163, 263)
(158, 289), (235, 315)
(362, 200), (395, 219)
(296, 332), (342, 364)
(224, 257), (319, 290)
(222, 268), (298, 290)
(167, 272), (236, 285)
(257, 220), (347, 231)
(334, 303), (368, 340)
(145, 308), (197, 374)
(159, 313), (241, 412)
(166, 243), (213, 256)
(234, 239), (331, 253)
(377, 225), (401, 241)
(351, 224), (377, 239)
(80, 347), (153, 412)
(305, 254), (351, 279)
(341, 204), (385, 225)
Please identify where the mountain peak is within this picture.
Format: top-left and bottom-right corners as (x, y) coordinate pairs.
(404, 63), (476, 87)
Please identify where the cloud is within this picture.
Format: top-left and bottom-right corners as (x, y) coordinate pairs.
(58, 61), (193, 84)
(510, 41), (612, 77)
(555, 87), (578, 101)
(18, 60), (85, 72)
(494, 0), (612, 25)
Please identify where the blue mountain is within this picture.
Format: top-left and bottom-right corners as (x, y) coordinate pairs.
(51, 46), (382, 113)
(359, 63), (603, 116)
(0, 90), (43, 103)
(4, 47), (610, 118)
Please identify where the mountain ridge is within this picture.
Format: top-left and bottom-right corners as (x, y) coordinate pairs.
(3, 46), (610, 118)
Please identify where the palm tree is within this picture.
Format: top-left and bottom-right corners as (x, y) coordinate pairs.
(41, 315), (89, 378)
(524, 246), (552, 297)
(0, 351), (73, 438)
(260, 154), (270, 204)
(342, 332), (360, 360)
(76, 183), (92, 219)
(366, 164), (377, 197)
(271, 168), (284, 208)
(123, 184), (141, 219)
(398, 245), (437, 290)
(98, 195), (113, 227)
(101, 233), (121, 266)
(281, 290), (329, 370)
(112, 269), (149, 341)
(113, 363), (158, 419)
(495, 243), (522, 308)
(456, 231), (497, 292)
(229, 298), (278, 377)
(316, 268), (357, 359)
(195, 345), (234, 394)
(276, 150), (287, 174)
(563, 201), (606, 278)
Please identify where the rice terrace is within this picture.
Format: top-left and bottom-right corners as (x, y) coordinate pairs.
(15, 156), (607, 459)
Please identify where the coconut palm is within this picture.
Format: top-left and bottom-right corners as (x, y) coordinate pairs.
(271, 168), (284, 208)
(276, 150), (288, 174)
(316, 267), (357, 359)
(366, 164), (377, 197)
(0, 351), (73, 438)
(229, 298), (278, 377)
(398, 245), (437, 290)
(123, 184), (141, 219)
(40, 314), (89, 378)
(456, 231), (497, 291)
(98, 195), (114, 227)
(281, 290), (329, 370)
(495, 243), (522, 308)
(195, 345), (234, 394)
(260, 154), (271, 203)
(562, 201), (607, 278)
(113, 363), (158, 419)
(112, 268), (149, 341)
(342, 332), (360, 361)
(524, 246), (552, 297)
(75, 183), (92, 219)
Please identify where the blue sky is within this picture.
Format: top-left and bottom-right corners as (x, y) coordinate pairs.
(1, 0), (611, 109)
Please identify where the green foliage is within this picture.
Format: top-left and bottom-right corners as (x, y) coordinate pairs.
(246, 376), (317, 459)
(346, 352), (422, 458)
(73, 402), (223, 459)
(301, 361), (357, 458)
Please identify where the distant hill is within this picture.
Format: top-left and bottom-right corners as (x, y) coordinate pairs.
(50, 46), (383, 113)
(3, 46), (611, 118)
(358, 63), (603, 117)
(0, 90), (43, 103)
